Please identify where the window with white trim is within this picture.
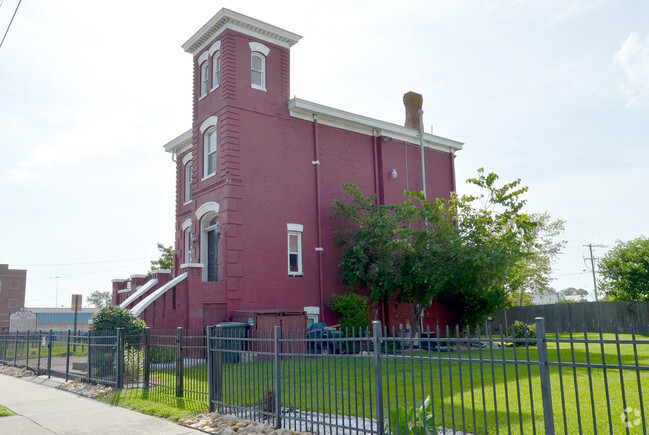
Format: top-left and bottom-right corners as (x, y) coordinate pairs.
(251, 53), (266, 90)
(184, 227), (192, 264)
(212, 52), (221, 90)
(200, 62), (209, 97)
(202, 213), (220, 282)
(287, 223), (303, 276)
(184, 162), (193, 203)
(204, 128), (217, 177)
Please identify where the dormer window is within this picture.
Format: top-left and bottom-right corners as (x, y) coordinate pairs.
(200, 62), (209, 97)
(249, 42), (270, 91)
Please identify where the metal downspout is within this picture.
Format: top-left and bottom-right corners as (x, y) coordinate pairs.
(313, 115), (325, 319)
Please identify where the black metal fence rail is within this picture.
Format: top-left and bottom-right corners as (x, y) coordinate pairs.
(3, 318), (649, 434)
(206, 319), (649, 435)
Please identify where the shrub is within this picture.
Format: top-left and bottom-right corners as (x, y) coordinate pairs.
(328, 292), (370, 334)
(512, 320), (536, 340)
(150, 346), (175, 364)
(91, 306), (146, 348)
(124, 348), (144, 383)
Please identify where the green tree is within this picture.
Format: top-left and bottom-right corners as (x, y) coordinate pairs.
(328, 292), (370, 333)
(90, 306), (146, 347)
(331, 184), (408, 328)
(333, 169), (556, 330)
(87, 290), (112, 308)
(507, 213), (566, 307)
(150, 243), (174, 272)
(599, 236), (649, 301)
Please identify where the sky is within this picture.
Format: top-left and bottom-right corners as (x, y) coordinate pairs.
(1, 0), (647, 308)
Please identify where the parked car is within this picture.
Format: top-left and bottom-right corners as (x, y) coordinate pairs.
(307, 322), (346, 354)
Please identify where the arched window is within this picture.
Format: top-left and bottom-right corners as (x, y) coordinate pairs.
(200, 62), (209, 97)
(204, 128), (217, 177)
(182, 219), (192, 265)
(200, 117), (218, 179)
(201, 213), (220, 282)
(184, 228), (192, 264)
(184, 162), (193, 203)
(212, 52), (221, 90)
(249, 42), (269, 91)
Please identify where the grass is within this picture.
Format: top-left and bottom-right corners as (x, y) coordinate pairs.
(1, 342), (87, 360)
(98, 390), (201, 421)
(6, 332), (647, 432)
(136, 332), (649, 434)
(0, 405), (12, 417)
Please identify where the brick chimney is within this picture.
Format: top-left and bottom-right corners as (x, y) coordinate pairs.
(403, 91), (423, 130)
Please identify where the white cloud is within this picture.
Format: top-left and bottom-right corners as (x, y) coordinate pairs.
(614, 32), (649, 108)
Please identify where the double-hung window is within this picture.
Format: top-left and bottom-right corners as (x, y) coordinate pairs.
(249, 42), (269, 91)
(251, 53), (265, 90)
(184, 159), (193, 204)
(287, 223), (303, 277)
(204, 128), (217, 177)
(212, 53), (221, 89)
(200, 62), (209, 97)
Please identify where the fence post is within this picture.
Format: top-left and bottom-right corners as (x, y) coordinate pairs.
(2, 330), (7, 363)
(37, 330), (42, 373)
(47, 330), (53, 378)
(25, 330), (30, 369)
(87, 330), (92, 383)
(213, 325), (224, 412)
(207, 326), (215, 412)
(65, 329), (71, 381)
(116, 328), (124, 389)
(535, 317), (555, 435)
(143, 327), (150, 392)
(13, 331), (19, 366)
(273, 325), (282, 429)
(176, 327), (184, 397)
(372, 321), (385, 435)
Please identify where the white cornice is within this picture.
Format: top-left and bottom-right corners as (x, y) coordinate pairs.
(183, 8), (302, 55)
(164, 129), (192, 154)
(288, 98), (464, 153)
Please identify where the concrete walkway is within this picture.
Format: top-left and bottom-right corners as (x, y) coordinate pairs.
(0, 374), (198, 434)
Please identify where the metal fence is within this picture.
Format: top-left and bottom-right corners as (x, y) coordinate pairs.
(3, 319), (649, 434)
(207, 319), (649, 434)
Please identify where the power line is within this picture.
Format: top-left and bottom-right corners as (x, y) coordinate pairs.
(15, 256), (155, 267)
(0, 0), (22, 48)
(25, 261), (151, 281)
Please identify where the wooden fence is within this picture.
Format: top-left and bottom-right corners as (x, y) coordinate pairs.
(492, 301), (649, 334)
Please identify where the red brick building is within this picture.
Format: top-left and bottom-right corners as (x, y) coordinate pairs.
(114, 9), (462, 331)
(0, 264), (27, 332)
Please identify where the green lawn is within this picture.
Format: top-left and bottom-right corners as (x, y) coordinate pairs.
(1, 341), (87, 360)
(136, 332), (649, 434)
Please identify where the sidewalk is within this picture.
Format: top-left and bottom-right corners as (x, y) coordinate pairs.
(0, 373), (198, 434)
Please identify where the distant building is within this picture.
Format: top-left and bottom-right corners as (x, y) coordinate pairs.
(0, 264), (26, 332)
(9, 307), (99, 333)
(532, 290), (565, 305)
(113, 9), (462, 330)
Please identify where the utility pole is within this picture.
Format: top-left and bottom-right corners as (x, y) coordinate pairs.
(55, 276), (61, 307)
(584, 244), (606, 301)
